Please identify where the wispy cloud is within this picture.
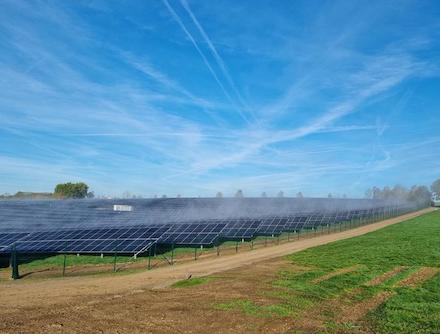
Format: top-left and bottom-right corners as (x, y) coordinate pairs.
(179, 0), (253, 117)
(1, 1), (439, 196)
(161, 0), (251, 124)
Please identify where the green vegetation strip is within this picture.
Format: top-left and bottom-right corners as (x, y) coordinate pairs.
(215, 210), (440, 334)
(172, 276), (215, 288)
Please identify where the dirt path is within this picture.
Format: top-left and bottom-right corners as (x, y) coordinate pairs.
(0, 208), (435, 309)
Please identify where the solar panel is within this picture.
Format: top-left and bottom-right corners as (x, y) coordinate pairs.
(0, 232), (29, 250)
(0, 197), (398, 232)
(221, 219), (262, 239)
(4, 226), (169, 255)
(257, 217), (289, 235)
(284, 215), (309, 231)
(158, 222), (226, 246)
(0, 198), (413, 257)
(10, 238), (157, 255)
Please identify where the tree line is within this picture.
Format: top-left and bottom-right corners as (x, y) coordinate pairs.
(365, 178), (440, 204)
(2, 178), (439, 201)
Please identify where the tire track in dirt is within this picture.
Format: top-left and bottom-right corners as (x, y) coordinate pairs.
(395, 267), (440, 287)
(365, 266), (407, 286)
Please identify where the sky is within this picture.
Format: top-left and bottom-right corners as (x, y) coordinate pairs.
(0, 0), (439, 198)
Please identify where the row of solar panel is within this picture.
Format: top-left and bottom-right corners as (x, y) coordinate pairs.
(0, 206), (398, 254)
(8, 239), (157, 254)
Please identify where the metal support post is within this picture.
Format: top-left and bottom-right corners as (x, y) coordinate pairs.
(147, 247), (152, 270)
(11, 244), (19, 280)
(62, 254), (67, 276)
(171, 244), (174, 265)
(113, 252), (117, 272)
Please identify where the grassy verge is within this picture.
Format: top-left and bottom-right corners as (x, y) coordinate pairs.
(215, 210), (440, 333)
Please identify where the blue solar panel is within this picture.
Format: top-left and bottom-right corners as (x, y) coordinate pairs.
(10, 238), (157, 255)
(0, 198), (411, 256)
(283, 215), (309, 231)
(158, 222), (226, 245)
(221, 219), (262, 239)
(257, 217), (289, 235)
(0, 197), (395, 232)
(3, 226), (168, 254)
(0, 232), (29, 250)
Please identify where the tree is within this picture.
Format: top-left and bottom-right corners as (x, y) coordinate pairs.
(372, 186), (381, 199)
(431, 179), (440, 195)
(327, 193), (333, 198)
(296, 192), (303, 198)
(392, 185), (407, 200)
(235, 189), (244, 198)
(261, 192), (267, 198)
(366, 183), (433, 204)
(54, 182), (89, 199)
(408, 185), (431, 203)
(87, 191), (95, 199)
(216, 192), (223, 198)
(277, 191), (284, 198)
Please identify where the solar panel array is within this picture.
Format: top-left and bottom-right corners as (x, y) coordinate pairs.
(159, 222), (226, 246)
(0, 197), (401, 232)
(220, 219), (262, 239)
(4, 226), (168, 255)
(257, 217), (289, 235)
(0, 200), (417, 255)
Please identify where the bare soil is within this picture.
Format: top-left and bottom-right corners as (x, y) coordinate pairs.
(396, 266), (440, 288)
(365, 266), (407, 286)
(0, 208), (435, 334)
(337, 291), (395, 323)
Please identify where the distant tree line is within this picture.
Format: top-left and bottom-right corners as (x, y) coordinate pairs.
(0, 192), (53, 200)
(365, 182), (436, 204)
(0, 182), (94, 200)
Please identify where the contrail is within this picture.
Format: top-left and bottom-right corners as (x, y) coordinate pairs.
(162, 0), (250, 124)
(179, 0), (255, 120)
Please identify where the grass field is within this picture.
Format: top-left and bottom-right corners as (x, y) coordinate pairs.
(213, 210), (440, 334)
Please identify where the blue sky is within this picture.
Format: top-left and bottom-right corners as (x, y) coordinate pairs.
(1, 0), (439, 198)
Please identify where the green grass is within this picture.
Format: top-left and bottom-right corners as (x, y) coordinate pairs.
(172, 276), (215, 288)
(17, 253), (142, 270)
(215, 299), (295, 317)
(215, 210), (440, 333)
(368, 274), (440, 334)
